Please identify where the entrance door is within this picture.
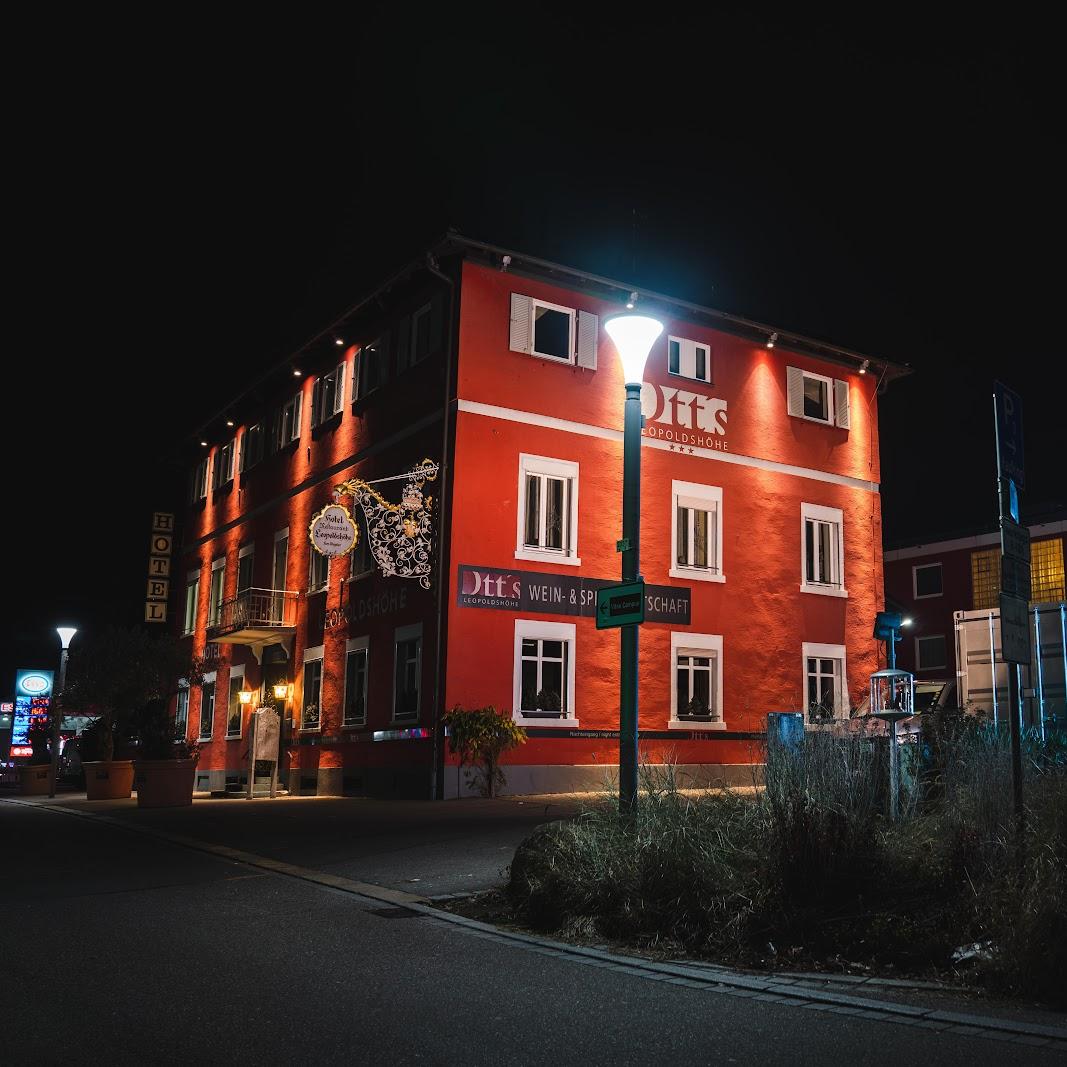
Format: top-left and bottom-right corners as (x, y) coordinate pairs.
(261, 657), (291, 791)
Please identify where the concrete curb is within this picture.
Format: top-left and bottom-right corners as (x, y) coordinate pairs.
(7, 797), (1065, 1049)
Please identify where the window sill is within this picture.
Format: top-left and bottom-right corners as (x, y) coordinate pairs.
(515, 715), (580, 729)
(197, 737), (213, 743)
(914, 593), (943, 600)
(298, 726), (321, 734)
(791, 412), (835, 428)
(668, 370), (713, 387)
(345, 569), (375, 584)
(669, 567), (725, 584)
(669, 719), (727, 731)
(514, 549), (582, 567)
(225, 734), (242, 741)
(800, 583), (848, 598)
(529, 350), (575, 366)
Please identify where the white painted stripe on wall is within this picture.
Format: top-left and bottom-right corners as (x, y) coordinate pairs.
(456, 399), (880, 494)
(885, 520), (1067, 561)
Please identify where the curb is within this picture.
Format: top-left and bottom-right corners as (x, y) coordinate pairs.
(6, 797), (1066, 1048)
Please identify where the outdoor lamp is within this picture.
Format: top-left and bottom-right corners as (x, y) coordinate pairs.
(56, 626), (77, 650)
(50, 626), (78, 799)
(273, 682), (290, 701)
(238, 687), (254, 705)
(604, 314), (664, 385)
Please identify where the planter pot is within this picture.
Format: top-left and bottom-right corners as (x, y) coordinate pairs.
(133, 759), (197, 808)
(18, 765), (51, 796)
(83, 760), (135, 801)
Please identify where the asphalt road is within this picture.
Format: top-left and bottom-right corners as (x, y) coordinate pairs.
(3, 799), (1063, 1065)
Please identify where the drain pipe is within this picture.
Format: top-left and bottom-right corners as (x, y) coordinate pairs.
(425, 252), (456, 801)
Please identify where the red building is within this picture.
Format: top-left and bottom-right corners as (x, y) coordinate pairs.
(172, 236), (903, 797)
(884, 516), (1067, 677)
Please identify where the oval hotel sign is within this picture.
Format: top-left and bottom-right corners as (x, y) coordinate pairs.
(16, 669), (54, 698)
(309, 503), (359, 558)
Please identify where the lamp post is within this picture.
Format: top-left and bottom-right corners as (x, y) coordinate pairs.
(49, 626), (78, 798)
(604, 312), (663, 813)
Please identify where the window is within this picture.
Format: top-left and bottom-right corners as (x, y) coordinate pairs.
(1030, 538), (1065, 603)
(349, 518), (372, 580)
(241, 423), (264, 473)
(509, 293), (597, 368)
(393, 624), (421, 723)
(971, 547), (1001, 610)
(916, 635), (948, 671)
(175, 688), (189, 740)
(516, 454), (580, 565)
(183, 570), (200, 636)
(398, 303), (436, 373)
(513, 620), (577, 726)
(301, 647), (323, 730)
(226, 666), (245, 738)
(786, 367), (851, 429)
(803, 642), (848, 722)
(801, 503), (846, 596)
(190, 458), (209, 502)
(311, 362), (346, 427)
(356, 337), (388, 399)
(272, 528), (289, 621)
(667, 335), (712, 384)
(212, 439), (236, 490)
(343, 638), (369, 727)
(670, 481), (724, 583)
(670, 632), (724, 729)
(277, 393), (302, 449)
(309, 546), (329, 592)
(913, 562), (943, 599)
(207, 557), (226, 627)
(237, 544), (254, 593)
(198, 675), (216, 740)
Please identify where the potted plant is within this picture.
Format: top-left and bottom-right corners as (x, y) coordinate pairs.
(132, 699), (200, 808)
(79, 716), (135, 800)
(18, 717), (53, 795)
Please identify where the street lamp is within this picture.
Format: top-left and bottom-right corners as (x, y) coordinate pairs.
(604, 312), (664, 813)
(49, 626), (78, 798)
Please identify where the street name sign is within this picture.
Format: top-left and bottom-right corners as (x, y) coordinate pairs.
(999, 592), (1031, 666)
(595, 580), (646, 629)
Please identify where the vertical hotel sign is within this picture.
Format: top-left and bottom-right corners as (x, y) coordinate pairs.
(146, 512), (174, 622)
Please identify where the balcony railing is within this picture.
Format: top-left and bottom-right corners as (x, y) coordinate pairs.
(208, 587), (299, 640)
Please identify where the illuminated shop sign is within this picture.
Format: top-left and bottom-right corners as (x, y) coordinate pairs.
(457, 565), (690, 625)
(16, 669), (53, 698)
(641, 380), (729, 451)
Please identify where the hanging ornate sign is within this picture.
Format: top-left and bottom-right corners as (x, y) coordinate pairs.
(309, 503), (359, 558)
(335, 460), (438, 589)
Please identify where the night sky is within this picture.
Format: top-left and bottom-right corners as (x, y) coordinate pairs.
(7, 12), (1061, 689)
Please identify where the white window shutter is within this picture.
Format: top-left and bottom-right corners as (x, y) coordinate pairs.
(834, 379), (851, 429)
(786, 366), (804, 417)
(576, 310), (598, 369)
(333, 362), (346, 413)
(311, 378), (323, 427)
(292, 394), (302, 438)
(510, 293), (532, 353)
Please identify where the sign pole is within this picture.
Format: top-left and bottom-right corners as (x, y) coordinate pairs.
(619, 382), (642, 814)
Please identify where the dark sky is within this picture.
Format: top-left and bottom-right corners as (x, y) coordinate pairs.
(7, 11), (1062, 688)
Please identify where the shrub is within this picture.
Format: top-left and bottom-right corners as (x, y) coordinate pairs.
(443, 705), (527, 797)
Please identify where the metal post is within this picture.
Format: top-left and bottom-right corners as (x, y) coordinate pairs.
(886, 634), (899, 822)
(619, 382), (642, 814)
(1008, 661), (1025, 842)
(48, 647), (69, 799)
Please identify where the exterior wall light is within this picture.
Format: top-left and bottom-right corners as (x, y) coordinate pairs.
(238, 687), (254, 705)
(766, 332), (777, 349)
(273, 683), (292, 701)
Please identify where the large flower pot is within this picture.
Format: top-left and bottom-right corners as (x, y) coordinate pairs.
(133, 759), (197, 808)
(18, 765), (51, 796)
(83, 760), (135, 801)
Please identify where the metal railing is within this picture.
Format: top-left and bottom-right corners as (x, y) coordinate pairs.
(209, 587), (299, 637)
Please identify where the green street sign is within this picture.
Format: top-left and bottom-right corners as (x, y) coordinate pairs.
(595, 580), (646, 629)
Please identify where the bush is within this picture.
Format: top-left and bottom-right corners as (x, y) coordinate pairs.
(443, 705), (527, 797)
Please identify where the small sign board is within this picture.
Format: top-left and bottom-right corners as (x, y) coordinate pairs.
(309, 503), (358, 558)
(999, 592), (1031, 665)
(1000, 518), (1030, 563)
(1001, 554), (1031, 601)
(993, 381), (1025, 489)
(595, 580), (646, 629)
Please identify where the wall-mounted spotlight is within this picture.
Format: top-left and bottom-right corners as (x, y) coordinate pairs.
(766, 332), (777, 349)
(200, 440), (209, 447)
(859, 359), (870, 375)
(226, 419), (235, 427)
(626, 291), (638, 310)
(292, 368), (302, 377)
(500, 254), (512, 272)
(334, 336), (345, 346)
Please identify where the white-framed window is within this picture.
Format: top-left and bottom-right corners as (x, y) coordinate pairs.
(509, 293), (598, 369)
(670, 480), (724, 583)
(356, 337), (388, 399)
(198, 671), (216, 741)
(301, 646), (323, 731)
(803, 642), (848, 722)
(669, 632), (725, 730)
(240, 423), (264, 473)
(226, 664), (246, 738)
(513, 619), (577, 727)
(516, 453), (581, 566)
(212, 438), (236, 490)
(800, 502), (847, 597)
(207, 556), (226, 627)
(913, 562), (943, 599)
(191, 458), (209, 502)
(183, 570), (200, 636)
(343, 637), (369, 727)
(916, 634), (948, 671)
(393, 624), (422, 724)
(311, 362), (346, 427)
(175, 687), (189, 740)
(668, 335), (712, 384)
(237, 543), (254, 593)
(786, 367), (851, 429)
(309, 545), (329, 592)
(528, 296), (574, 362)
(278, 393), (302, 448)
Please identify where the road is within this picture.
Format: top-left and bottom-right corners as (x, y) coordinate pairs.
(2, 798), (1063, 1065)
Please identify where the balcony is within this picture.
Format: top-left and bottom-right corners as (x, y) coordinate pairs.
(207, 588), (300, 658)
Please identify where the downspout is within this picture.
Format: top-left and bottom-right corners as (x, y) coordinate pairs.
(426, 252), (457, 800)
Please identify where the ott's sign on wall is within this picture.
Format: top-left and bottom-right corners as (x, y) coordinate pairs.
(641, 380), (729, 451)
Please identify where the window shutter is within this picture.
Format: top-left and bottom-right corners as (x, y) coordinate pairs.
(576, 310), (598, 370)
(292, 394), (302, 439)
(397, 316), (411, 372)
(311, 378), (323, 427)
(509, 293), (532, 353)
(786, 366), (804, 417)
(333, 362), (346, 413)
(834, 379), (851, 429)
(430, 294), (444, 356)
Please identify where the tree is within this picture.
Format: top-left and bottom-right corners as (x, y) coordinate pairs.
(61, 626), (203, 761)
(442, 705), (527, 798)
